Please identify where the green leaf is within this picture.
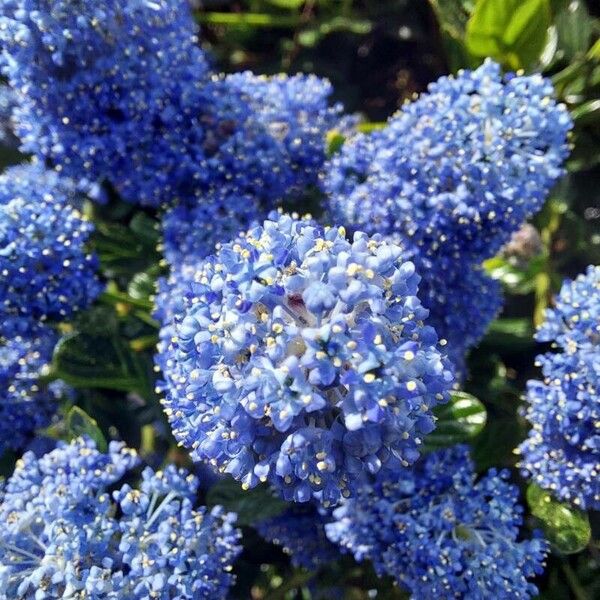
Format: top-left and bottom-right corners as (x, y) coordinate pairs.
(555, 0), (591, 61)
(206, 478), (288, 526)
(129, 212), (160, 248)
(527, 484), (591, 554)
(465, 0), (551, 70)
(429, 0), (474, 70)
(66, 406), (108, 452)
(528, 485), (591, 552)
(326, 130), (346, 156)
(52, 332), (147, 393)
(265, 0), (305, 8)
(128, 269), (158, 304)
(425, 391), (487, 449)
(482, 318), (536, 352)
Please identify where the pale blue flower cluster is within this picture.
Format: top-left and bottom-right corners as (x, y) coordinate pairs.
(325, 445), (548, 599)
(0, 325), (60, 454)
(256, 505), (337, 570)
(0, 437), (242, 599)
(0, 163), (101, 328)
(323, 60), (572, 373)
(518, 265), (600, 510)
(158, 212), (453, 503)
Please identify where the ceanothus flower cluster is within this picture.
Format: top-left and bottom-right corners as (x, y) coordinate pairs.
(325, 445), (548, 599)
(323, 60), (571, 374)
(0, 0), (210, 206)
(0, 163), (101, 328)
(0, 436), (242, 599)
(161, 73), (342, 265)
(0, 325), (60, 454)
(224, 72), (343, 197)
(518, 265), (600, 510)
(412, 256), (503, 375)
(158, 212), (453, 504)
(324, 59), (571, 261)
(1, 0), (342, 216)
(256, 505), (338, 570)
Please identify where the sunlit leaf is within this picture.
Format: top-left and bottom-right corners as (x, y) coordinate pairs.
(527, 484), (591, 554)
(465, 0), (551, 69)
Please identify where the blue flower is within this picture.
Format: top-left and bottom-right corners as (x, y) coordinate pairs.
(157, 212), (453, 504)
(322, 60), (571, 375)
(0, 0), (210, 206)
(1, 2), (341, 213)
(326, 446), (548, 599)
(161, 73), (343, 265)
(518, 265), (600, 510)
(0, 163), (102, 327)
(0, 324), (62, 454)
(324, 60), (571, 263)
(413, 255), (503, 375)
(0, 437), (242, 599)
(257, 504), (338, 570)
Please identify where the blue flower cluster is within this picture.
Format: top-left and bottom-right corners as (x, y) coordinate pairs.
(0, 0), (210, 206)
(161, 72), (342, 264)
(0, 436), (242, 599)
(325, 446), (547, 599)
(518, 265), (600, 510)
(0, 163), (102, 328)
(257, 505), (338, 570)
(1, 0), (341, 221)
(0, 325), (61, 454)
(158, 212), (453, 503)
(323, 60), (571, 374)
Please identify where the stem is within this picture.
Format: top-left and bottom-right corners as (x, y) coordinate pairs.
(195, 12), (301, 29)
(100, 290), (153, 310)
(562, 562), (589, 600)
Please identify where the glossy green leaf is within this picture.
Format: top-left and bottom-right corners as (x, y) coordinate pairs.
(128, 269), (159, 304)
(66, 406), (107, 452)
(555, 0), (591, 61)
(527, 484), (591, 554)
(465, 0), (551, 70)
(129, 212), (161, 247)
(206, 478), (288, 526)
(53, 332), (146, 393)
(425, 391), (487, 449)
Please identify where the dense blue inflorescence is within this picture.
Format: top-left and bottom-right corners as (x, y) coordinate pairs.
(322, 60), (571, 374)
(326, 445), (548, 599)
(0, 0), (211, 206)
(157, 212), (453, 504)
(0, 0), (341, 216)
(408, 255), (503, 374)
(257, 504), (338, 570)
(0, 324), (61, 454)
(0, 436), (242, 599)
(0, 163), (101, 329)
(518, 265), (600, 510)
(324, 60), (571, 262)
(161, 72), (342, 264)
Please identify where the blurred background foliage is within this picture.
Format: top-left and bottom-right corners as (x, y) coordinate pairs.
(1, 0), (599, 598)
